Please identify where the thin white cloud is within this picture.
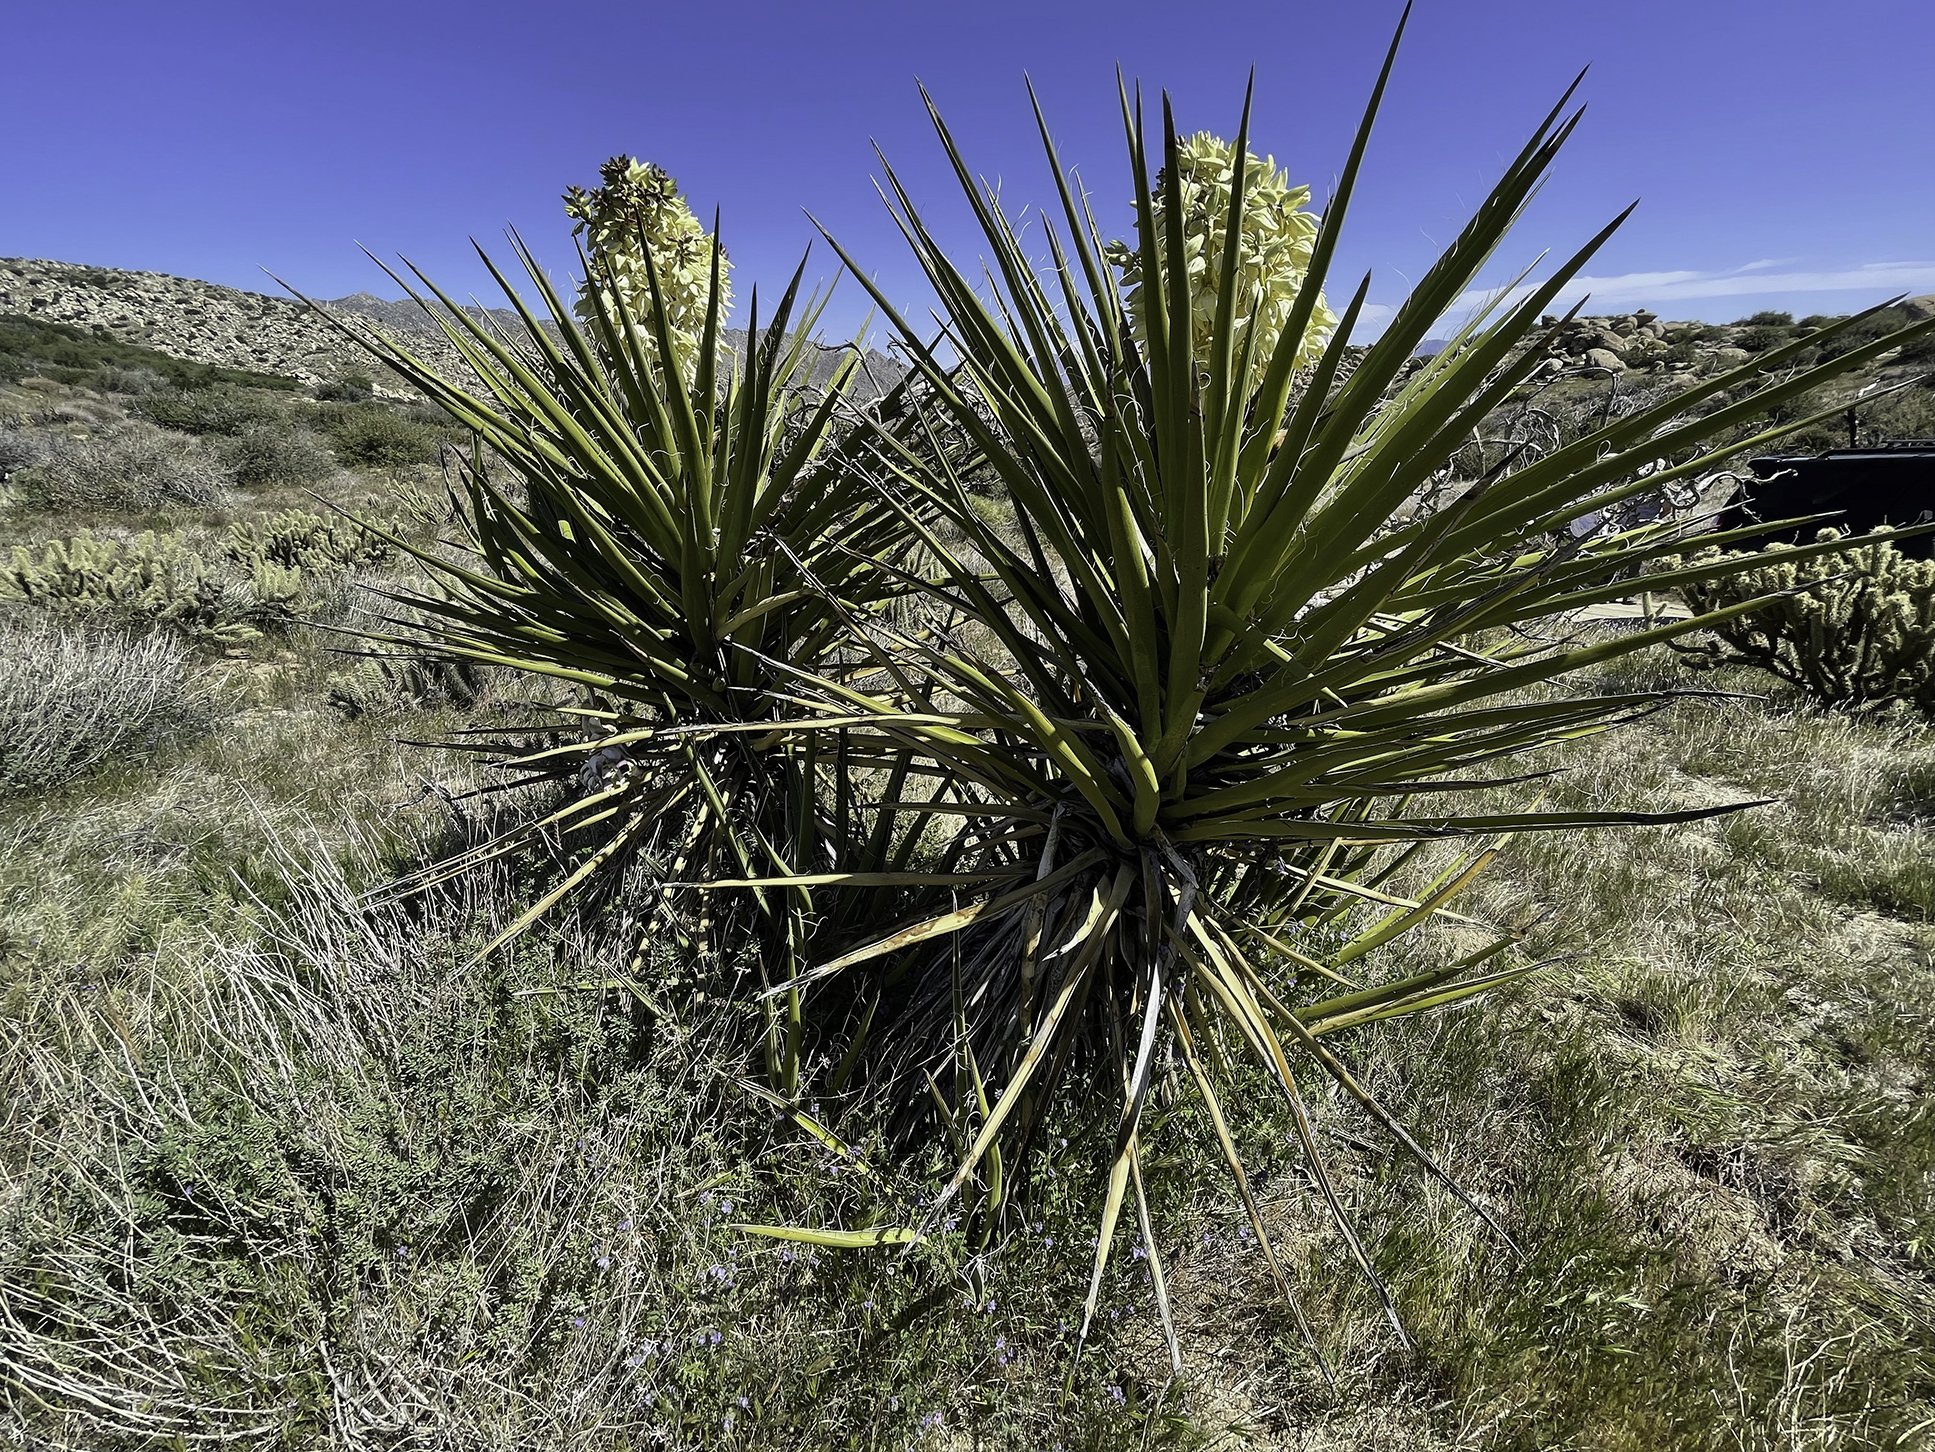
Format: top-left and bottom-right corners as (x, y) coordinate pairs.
(1348, 301), (1396, 341)
(1732, 258), (1794, 273)
(1441, 260), (1935, 321)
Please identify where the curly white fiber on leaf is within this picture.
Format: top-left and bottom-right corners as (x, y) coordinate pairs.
(564, 156), (731, 383)
(1107, 133), (1338, 391)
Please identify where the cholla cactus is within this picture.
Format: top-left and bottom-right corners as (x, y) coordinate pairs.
(1673, 529), (1935, 715)
(224, 509), (394, 575)
(564, 156), (730, 384)
(1106, 132), (1338, 391)
(3, 530), (306, 645)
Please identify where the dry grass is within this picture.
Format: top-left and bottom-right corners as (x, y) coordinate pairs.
(3, 367), (1932, 1449)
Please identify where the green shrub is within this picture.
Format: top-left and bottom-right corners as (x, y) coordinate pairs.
(0, 314), (299, 393)
(1734, 310), (1794, 327)
(1735, 323), (1799, 353)
(2, 530), (300, 645)
(318, 403), (443, 467)
(1674, 530), (1935, 714)
(1806, 304), (1912, 364)
(13, 421), (227, 510)
(0, 615), (214, 789)
(131, 382), (289, 437)
(314, 370), (375, 402)
(217, 419), (337, 488)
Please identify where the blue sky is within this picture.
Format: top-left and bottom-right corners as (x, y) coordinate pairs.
(5, 0), (1931, 342)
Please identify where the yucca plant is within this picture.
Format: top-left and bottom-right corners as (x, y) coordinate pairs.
(292, 176), (932, 1090)
(783, 14), (1935, 1369)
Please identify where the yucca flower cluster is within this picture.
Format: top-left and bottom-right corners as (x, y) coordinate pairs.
(564, 155), (731, 382)
(1106, 131), (1338, 389)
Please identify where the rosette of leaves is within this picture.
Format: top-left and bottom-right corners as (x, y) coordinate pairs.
(564, 156), (731, 385)
(1105, 130), (1338, 391)
(290, 218), (929, 1091)
(1672, 528), (1935, 714)
(798, 20), (1935, 1367)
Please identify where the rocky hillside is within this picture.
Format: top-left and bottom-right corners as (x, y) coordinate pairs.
(4, 255), (1928, 421)
(0, 258), (905, 399)
(0, 258), (413, 392)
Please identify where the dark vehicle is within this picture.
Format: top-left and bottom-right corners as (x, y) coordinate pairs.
(1721, 439), (1935, 559)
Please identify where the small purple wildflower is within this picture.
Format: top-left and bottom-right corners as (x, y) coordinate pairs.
(571, 1315), (586, 1329)
(1108, 1384), (1127, 1407)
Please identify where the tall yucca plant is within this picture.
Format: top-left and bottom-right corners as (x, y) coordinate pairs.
(794, 13), (1935, 1368)
(294, 220), (927, 1088)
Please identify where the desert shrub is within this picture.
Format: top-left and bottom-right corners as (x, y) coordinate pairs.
(1673, 530), (1935, 714)
(2, 531), (301, 645)
(1896, 330), (1935, 367)
(317, 402), (442, 467)
(131, 382), (288, 437)
(0, 421), (45, 480)
(224, 508), (395, 573)
(217, 419), (337, 488)
(0, 315), (299, 393)
(313, 370), (375, 402)
(1735, 322), (1800, 353)
(0, 614), (214, 789)
(1854, 381), (1935, 442)
(13, 421), (227, 510)
(1806, 304), (1912, 364)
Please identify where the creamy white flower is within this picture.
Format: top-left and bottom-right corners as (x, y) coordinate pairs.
(1106, 133), (1337, 393)
(564, 156), (731, 384)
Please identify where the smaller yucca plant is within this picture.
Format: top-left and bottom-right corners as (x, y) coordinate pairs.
(294, 171), (930, 1090)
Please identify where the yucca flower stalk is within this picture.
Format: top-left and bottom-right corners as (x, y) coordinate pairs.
(293, 208), (931, 1091)
(564, 155), (731, 384)
(791, 12), (1935, 1369)
(1104, 129), (1338, 389)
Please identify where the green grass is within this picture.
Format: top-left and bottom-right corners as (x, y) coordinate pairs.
(3, 366), (1933, 1448)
